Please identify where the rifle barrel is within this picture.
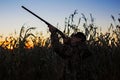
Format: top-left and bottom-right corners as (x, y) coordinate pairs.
(21, 6), (66, 38)
(21, 6), (50, 25)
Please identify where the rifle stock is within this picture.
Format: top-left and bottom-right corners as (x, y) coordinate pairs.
(21, 6), (66, 38)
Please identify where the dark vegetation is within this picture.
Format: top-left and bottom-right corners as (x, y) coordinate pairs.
(0, 11), (120, 80)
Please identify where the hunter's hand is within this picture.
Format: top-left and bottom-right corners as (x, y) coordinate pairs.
(48, 25), (57, 33)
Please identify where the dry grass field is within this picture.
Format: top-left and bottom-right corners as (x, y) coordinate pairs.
(0, 12), (120, 80)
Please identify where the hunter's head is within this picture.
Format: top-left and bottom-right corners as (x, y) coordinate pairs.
(70, 32), (86, 46)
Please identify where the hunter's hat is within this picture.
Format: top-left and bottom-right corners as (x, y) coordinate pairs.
(71, 32), (86, 42)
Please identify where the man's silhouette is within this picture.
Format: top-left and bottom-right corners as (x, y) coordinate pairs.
(49, 25), (93, 80)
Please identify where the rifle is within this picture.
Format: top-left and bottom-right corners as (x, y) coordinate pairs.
(21, 6), (66, 38)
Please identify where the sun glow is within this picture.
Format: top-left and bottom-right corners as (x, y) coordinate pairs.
(25, 39), (34, 49)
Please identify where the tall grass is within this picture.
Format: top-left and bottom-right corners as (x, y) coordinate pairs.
(0, 12), (120, 80)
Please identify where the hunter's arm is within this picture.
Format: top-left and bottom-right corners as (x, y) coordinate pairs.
(50, 31), (62, 53)
(49, 25), (72, 59)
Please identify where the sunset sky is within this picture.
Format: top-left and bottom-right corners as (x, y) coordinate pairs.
(0, 0), (120, 36)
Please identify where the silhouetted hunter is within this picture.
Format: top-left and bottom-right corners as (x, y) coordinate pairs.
(49, 25), (92, 80)
(22, 6), (93, 80)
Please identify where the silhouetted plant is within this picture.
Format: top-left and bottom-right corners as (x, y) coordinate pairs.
(0, 11), (120, 80)
(19, 26), (36, 50)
